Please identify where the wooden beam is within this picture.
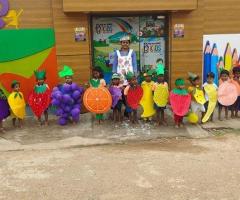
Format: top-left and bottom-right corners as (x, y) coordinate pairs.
(63, 0), (198, 12)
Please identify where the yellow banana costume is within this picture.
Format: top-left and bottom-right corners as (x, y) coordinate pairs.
(140, 81), (155, 118)
(193, 88), (206, 105)
(202, 84), (217, 123)
(8, 92), (26, 119)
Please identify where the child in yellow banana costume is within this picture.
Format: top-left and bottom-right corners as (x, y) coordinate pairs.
(140, 70), (155, 121)
(8, 80), (26, 128)
(202, 72), (218, 123)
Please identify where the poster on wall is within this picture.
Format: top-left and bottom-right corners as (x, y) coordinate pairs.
(139, 16), (166, 72)
(140, 38), (165, 72)
(74, 27), (86, 41)
(173, 24), (184, 38)
(92, 16), (140, 82)
(203, 34), (240, 85)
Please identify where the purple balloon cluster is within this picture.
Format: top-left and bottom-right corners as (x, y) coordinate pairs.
(51, 83), (84, 125)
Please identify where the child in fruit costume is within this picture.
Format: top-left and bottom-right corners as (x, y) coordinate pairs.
(89, 67), (106, 122)
(124, 72), (143, 124)
(232, 66), (240, 117)
(202, 72), (218, 123)
(8, 80), (26, 128)
(140, 70), (155, 121)
(109, 73), (123, 122)
(170, 79), (191, 128)
(188, 72), (206, 121)
(152, 68), (169, 126)
(0, 89), (10, 133)
(28, 70), (51, 125)
(51, 65), (84, 126)
(112, 35), (138, 85)
(218, 70), (238, 120)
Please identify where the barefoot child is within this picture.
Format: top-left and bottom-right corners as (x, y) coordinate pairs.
(218, 70), (231, 120)
(89, 67), (106, 123)
(188, 72), (206, 122)
(124, 72), (143, 124)
(202, 72), (218, 123)
(170, 79), (191, 128)
(28, 70), (51, 125)
(152, 70), (169, 125)
(109, 73), (123, 122)
(0, 89), (10, 133)
(140, 70), (155, 122)
(7, 80), (26, 128)
(52, 65), (83, 125)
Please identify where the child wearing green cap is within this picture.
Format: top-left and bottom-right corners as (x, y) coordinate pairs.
(152, 69), (169, 126)
(109, 73), (123, 122)
(28, 70), (50, 125)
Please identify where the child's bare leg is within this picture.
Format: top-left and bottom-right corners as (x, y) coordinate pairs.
(44, 110), (49, 125)
(12, 118), (17, 127)
(218, 105), (222, 121)
(225, 107), (229, 120)
(0, 120), (4, 133)
(113, 109), (116, 122)
(133, 110), (138, 123)
(156, 110), (160, 125)
(230, 105), (234, 118)
(161, 109), (167, 126)
(18, 119), (23, 128)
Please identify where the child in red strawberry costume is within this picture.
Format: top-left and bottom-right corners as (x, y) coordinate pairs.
(28, 70), (51, 125)
(124, 72), (143, 124)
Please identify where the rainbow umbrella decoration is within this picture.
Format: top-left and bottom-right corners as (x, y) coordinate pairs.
(232, 48), (239, 67)
(211, 43), (219, 85)
(224, 43), (232, 71)
(203, 41), (212, 83)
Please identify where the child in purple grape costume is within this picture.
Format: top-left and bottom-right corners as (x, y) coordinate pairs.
(0, 89), (10, 133)
(51, 65), (84, 125)
(109, 73), (123, 122)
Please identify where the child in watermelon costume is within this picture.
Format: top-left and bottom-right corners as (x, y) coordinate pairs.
(140, 70), (155, 122)
(188, 72), (206, 122)
(170, 79), (191, 128)
(109, 73), (123, 122)
(124, 72), (143, 124)
(8, 80), (26, 128)
(152, 67), (169, 126)
(51, 65), (84, 126)
(0, 89), (10, 133)
(28, 70), (51, 125)
(89, 67), (106, 123)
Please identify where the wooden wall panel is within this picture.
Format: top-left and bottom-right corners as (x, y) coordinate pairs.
(170, 51), (202, 88)
(63, 0), (197, 12)
(6, 0), (53, 28)
(51, 0), (90, 56)
(203, 0), (240, 34)
(57, 55), (91, 84)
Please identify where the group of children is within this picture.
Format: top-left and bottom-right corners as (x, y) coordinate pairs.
(0, 64), (239, 132)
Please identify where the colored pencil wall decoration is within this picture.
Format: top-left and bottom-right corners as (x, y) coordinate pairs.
(211, 43), (219, 85)
(232, 48), (239, 67)
(203, 34), (240, 85)
(203, 41), (211, 83)
(224, 43), (232, 71)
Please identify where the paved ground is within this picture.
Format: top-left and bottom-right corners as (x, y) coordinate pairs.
(0, 113), (239, 200)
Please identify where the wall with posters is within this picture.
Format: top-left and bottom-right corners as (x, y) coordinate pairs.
(92, 16), (166, 82)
